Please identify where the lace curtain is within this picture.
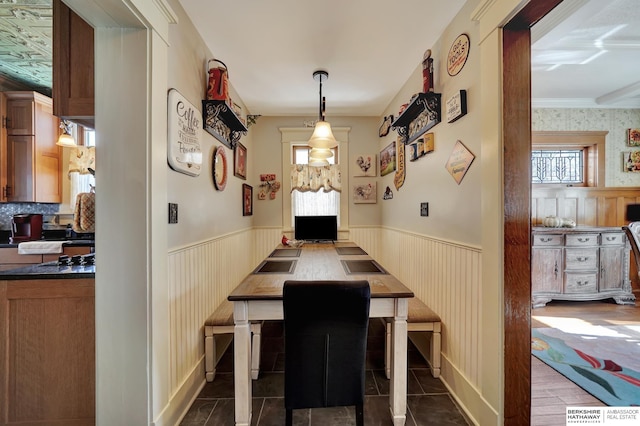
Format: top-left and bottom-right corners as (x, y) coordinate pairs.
(290, 164), (341, 193)
(290, 164), (341, 226)
(68, 146), (96, 211)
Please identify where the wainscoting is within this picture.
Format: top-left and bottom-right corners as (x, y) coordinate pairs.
(352, 226), (487, 424)
(532, 187), (640, 227)
(165, 226), (487, 425)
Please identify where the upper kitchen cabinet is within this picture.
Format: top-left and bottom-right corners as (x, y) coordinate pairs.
(52, 0), (94, 129)
(3, 92), (61, 203)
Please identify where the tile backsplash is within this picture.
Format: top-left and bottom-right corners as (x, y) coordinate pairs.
(0, 203), (61, 230)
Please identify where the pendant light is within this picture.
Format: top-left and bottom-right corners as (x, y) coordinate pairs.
(56, 119), (76, 147)
(308, 70), (337, 166)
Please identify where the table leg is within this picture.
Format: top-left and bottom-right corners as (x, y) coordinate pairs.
(389, 298), (408, 426)
(233, 301), (252, 426)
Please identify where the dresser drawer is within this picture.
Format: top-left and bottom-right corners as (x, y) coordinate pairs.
(565, 248), (598, 270)
(600, 232), (625, 246)
(532, 234), (563, 246)
(565, 233), (598, 246)
(564, 273), (598, 293)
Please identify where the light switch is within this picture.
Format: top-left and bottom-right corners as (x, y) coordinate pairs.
(169, 203), (178, 224)
(420, 202), (429, 217)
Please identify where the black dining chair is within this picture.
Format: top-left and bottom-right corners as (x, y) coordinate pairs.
(283, 280), (371, 426)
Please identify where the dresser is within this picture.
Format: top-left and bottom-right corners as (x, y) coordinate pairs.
(532, 227), (636, 308)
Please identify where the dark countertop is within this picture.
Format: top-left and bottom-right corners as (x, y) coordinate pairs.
(532, 226), (624, 233)
(0, 260), (95, 280)
(0, 239), (95, 248)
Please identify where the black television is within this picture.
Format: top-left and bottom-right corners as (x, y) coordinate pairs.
(294, 215), (338, 242)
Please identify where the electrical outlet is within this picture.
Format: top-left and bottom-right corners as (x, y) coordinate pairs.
(169, 203), (178, 224)
(420, 202), (429, 217)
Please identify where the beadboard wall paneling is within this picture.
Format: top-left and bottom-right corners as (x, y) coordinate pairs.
(355, 226), (483, 408)
(167, 229), (255, 394)
(252, 227), (286, 265)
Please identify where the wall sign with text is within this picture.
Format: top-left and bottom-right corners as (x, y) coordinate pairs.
(447, 34), (470, 76)
(446, 90), (467, 123)
(168, 88), (203, 176)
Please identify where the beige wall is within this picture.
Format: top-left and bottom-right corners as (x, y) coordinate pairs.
(249, 115), (381, 229)
(166, 5), (254, 249)
(378, 10), (482, 247)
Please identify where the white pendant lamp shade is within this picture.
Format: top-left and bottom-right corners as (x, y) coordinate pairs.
(56, 133), (76, 147)
(309, 147), (333, 167)
(308, 120), (337, 149)
(308, 70), (337, 150)
(56, 120), (76, 147)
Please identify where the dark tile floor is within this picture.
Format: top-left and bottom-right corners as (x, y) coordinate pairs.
(181, 320), (470, 426)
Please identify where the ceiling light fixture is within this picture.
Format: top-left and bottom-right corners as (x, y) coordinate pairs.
(308, 70), (337, 166)
(56, 119), (76, 147)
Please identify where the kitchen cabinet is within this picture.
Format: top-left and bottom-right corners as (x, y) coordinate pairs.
(532, 227), (635, 308)
(53, 0), (94, 129)
(0, 277), (94, 425)
(2, 91), (61, 203)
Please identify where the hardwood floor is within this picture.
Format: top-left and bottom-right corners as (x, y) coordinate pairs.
(531, 299), (640, 425)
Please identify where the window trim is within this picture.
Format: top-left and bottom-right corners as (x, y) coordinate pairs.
(532, 131), (607, 188)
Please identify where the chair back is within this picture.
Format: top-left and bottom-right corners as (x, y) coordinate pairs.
(283, 280), (370, 410)
(623, 222), (640, 276)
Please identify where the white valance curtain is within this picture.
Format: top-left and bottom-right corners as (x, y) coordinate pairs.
(290, 164), (341, 193)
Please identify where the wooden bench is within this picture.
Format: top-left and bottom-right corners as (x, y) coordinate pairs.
(204, 300), (262, 382)
(382, 297), (441, 378)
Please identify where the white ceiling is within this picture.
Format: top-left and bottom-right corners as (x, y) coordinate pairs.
(531, 0), (640, 109)
(1, 1), (638, 114)
(178, 0), (467, 116)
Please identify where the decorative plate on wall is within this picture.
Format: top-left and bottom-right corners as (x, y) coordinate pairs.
(213, 145), (228, 190)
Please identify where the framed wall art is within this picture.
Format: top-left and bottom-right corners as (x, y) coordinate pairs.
(242, 184), (253, 215)
(234, 141), (247, 179)
(354, 154), (376, 177)
(379, 115), (393, 137)
(623, 151), (640, 172)
(353, 182), (377, 204)
(627, 129), (640, 146)
(380, 141), (396, 176)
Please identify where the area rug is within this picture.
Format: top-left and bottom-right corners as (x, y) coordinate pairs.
(532, 326), (640, 406)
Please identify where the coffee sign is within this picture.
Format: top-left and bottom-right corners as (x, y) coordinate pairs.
(447, 34), (470, 76)
(168, 89), (203, 176)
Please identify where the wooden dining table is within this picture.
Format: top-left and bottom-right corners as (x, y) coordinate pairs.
(228, 242), (414, 426)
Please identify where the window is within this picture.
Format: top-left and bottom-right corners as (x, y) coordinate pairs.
(531, 131), (607, 187)
(69, 126), (96, 210)
(531, 149), (583, 184)
(291, 145), (340, 226)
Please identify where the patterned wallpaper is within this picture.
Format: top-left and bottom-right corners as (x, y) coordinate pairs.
(532, 108), (640, 187)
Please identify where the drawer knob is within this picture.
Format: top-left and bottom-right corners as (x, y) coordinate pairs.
(578, 237), (590, 242)
(539, 237), (552, 242)
(576, 256), (589, 262)
(577, 280), (590, 286)
(606, 236), (617, 241)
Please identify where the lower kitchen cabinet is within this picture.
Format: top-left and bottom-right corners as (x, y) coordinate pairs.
(532, 227), (636, 308)
(0, 277), (95, 425)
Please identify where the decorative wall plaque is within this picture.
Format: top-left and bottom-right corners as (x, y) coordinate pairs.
(446, 90), (468, 123)
(168, 89), (202, 176)
(447, 34), (470, 76)
(445, 140), (475, 185)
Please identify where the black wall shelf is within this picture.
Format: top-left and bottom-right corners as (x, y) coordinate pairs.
(202, 100), (248, 149)
(391, 92), (441, 144)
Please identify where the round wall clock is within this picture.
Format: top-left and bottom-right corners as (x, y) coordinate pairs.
(213, 145), (228, 190)
(447, 33), (470, 76)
